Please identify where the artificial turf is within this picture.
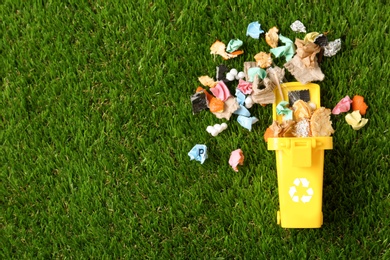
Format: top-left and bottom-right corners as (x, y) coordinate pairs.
(1, 0), (389, 258)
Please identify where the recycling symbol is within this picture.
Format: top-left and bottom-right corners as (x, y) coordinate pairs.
(289, 178), (314, 203)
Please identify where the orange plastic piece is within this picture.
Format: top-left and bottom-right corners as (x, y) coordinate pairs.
(263, 127), (274, 142)
(209, 97), (224, 113)
(352, 95), (368, 115)
(229, 49), (244, 56)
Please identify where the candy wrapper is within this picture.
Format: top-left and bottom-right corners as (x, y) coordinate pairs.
(324, 39), (342, 57)
(290, 20), (306, 33)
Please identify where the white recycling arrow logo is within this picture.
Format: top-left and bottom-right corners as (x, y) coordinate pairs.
(289, 178), (314, 203)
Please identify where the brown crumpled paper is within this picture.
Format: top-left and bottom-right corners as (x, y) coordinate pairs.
(212, 96), (239, 120)
(295, 38), (322, 68)
(310, 107), (334, 137)
(284, 55), (324, 84)
(293, 100), (312, 121)
(284, 38), (324, 84)
(270, 120), (296, 137)
(254, 52), (272, 68)
(265, 26), (279, 48)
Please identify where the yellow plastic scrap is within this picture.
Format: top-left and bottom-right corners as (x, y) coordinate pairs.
(198, 75), (217, 88)
(345, 110), (368, 130)
(265, 26), (279, 48)
(304, 32), (320, 44)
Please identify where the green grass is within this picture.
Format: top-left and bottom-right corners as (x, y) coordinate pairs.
(1, 0), (389, 258)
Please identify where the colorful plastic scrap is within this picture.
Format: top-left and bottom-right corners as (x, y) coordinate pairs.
(210, 81), (232, 102)
(270, 35), (295, 62)
(304, 32), (320, 43)
(246, 21), (264, 39)
(276, 101), (293, 120)
(235, 88), (246, 104)
(234, 105), (251, 117)
(352, 95), (368, 115)
(263, 127), (274, 142)
(332, 95), (352, 115)
(237, 79), (253, 95)
(206, 123), (228, 136)
(229, 149), (244, 172)
(210, 40), (243, 60)
(247, 67), (267, 82)
(188, 144), (208, 164)
(209, 97), (224, 113)
(345, 110), (368, 130)
(212, 96), (240, 120)
(226, 39), (243, 53)
(237, 115), (258, 131)
(196, 86), (213, 104)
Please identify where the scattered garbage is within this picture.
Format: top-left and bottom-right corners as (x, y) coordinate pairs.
(210, 40), (244, 60)
(229, 149), (245, 172)
(188, 144), (208, 164)
(345, 110), (368, 130)
(332, 95), (352, 114)
(226, 39), (243, 53)
(290, 20), (306, 33)
(266, 27), (279, 48)
(191, 91), (208, 114)
(270, 35), (295, 62)
(188, 19), (366, 171)
(237, 115), (258, 131)
(352, 95), (368, 115)
(246, 21), (264, 39)
(276, 101), (293, 120)
(206, 123), (228, 136)
(324, 39), (342, 57)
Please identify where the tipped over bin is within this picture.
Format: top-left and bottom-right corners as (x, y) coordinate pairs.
(267, 82), (333, 228)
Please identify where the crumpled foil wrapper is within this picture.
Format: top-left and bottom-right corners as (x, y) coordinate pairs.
(324, 39), (342, 57)
(290, 20), (306, 33)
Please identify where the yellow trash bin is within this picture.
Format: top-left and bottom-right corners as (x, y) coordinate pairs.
(267, 82), (333, 228)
